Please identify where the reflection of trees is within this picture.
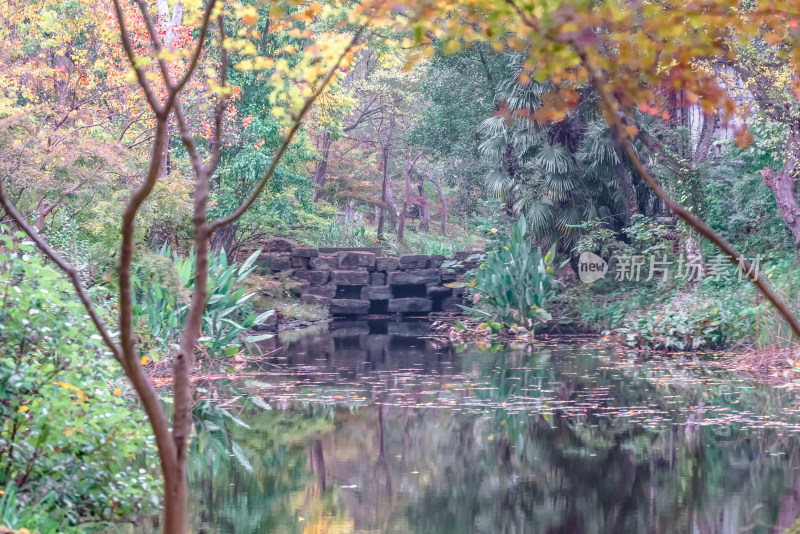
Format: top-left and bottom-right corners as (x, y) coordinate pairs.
(187, 399), (350, 533)
(183, 338), (800, 534)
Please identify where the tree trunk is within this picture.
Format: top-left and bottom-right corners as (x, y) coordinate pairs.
(763, 167), (800, 246)
(397, 181), (409, 241)
(312, 132), (332, 202)
(157, 0), (184, 49)
(210, 223), (237, 253)
(162, 472), (188, 534)
(162, 129), (172, 177)
(377, 147), (388, 238)
(430, 174), (448, 236)
(418, 177), (430, 233)
(385, 182), (397, 231)
(502, 143), (517, 216)
(35, 181), (83, 231)
(343, 199), (354, 222)
(685, 234), (705, 281)
(378, 146), (398, 236)
(398, 151), (422, 241)
(762, 125), (800, 246)
(611, 145), (637, 219)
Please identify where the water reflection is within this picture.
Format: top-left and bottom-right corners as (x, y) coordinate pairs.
(185, 323), (800, 533)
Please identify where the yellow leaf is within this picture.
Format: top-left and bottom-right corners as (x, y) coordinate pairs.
(54, 381), (78, 391)
(77, 391), (88, 402)
(443, 39), (461, 55)
(19, 406), (29, 413)
(240, 6), (258, 26)
(141, 356), (151, 366)
(65, 428), (73, 437)
(488, 434), (495, 441)
(235, 59), (254, 71)
(113, 388), (121, 395)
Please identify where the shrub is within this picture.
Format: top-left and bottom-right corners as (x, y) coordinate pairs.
(133, 246), (273, 359)
(311, 220), (374, 248)
(612, 286), (757, 350)
(0, 226), (159, 531)
(462, 215), (559, 331)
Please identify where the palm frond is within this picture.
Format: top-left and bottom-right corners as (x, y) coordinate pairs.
(534, 144), (574, 175)
(542, 173), (578, 202)
(577, 121), (619, 168)
(483, 169), (512, 197)
(478, 135), (507, 165)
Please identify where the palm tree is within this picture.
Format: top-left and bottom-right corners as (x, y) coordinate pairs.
(477, 55), (652, 249)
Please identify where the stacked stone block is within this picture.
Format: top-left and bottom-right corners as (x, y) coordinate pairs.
(258, 238), (478, 317)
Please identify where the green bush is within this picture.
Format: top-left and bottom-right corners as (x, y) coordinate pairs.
(612, 286), (757, 351)
(0, 226), (159, 532)
(462, 215), (559, 331)
(133, 246), (273, 359)
(310, 220), (375, 248)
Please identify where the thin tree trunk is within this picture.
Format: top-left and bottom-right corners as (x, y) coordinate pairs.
(35, 182), (83, 231)
(312, 132), (332, 202)
(377, 147), (388, 238)
(343, 199), (354, 222)
(681, 113), (719, 278)
(430, 174), (448, 236)
(418, 176), (430, 233)
(378, 146), (398, 235)
(502, 143), (517, 216)
(385, 173), (398, 231)
(398, 169), (410, 240)
(611, 146), (637, 219)
(397, 151), (421, 240)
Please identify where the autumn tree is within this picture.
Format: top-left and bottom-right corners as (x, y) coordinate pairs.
(0, 0), (386, 528)
(6, 0), (800, 531)
(400, 0), (800, 336)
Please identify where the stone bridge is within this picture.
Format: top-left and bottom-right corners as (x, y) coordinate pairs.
(258, 239), (482, 317)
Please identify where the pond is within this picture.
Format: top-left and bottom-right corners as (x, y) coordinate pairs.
(170, 321), (800, 533)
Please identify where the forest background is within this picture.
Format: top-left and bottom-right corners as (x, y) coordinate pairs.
(4, 0), (800, 529)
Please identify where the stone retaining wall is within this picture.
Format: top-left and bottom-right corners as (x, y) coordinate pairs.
(258, 238), (482, 317)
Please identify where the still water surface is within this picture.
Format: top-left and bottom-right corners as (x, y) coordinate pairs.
(182, 321), (800, 533)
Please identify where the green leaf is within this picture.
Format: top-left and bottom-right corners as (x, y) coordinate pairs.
(245, 333), (274, 342)
(231, 442), (254, 473)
